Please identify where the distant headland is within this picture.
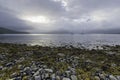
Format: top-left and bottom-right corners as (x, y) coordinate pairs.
(0, 27), (29, 34)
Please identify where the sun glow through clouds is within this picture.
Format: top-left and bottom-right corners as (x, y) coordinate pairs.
(22, 16), (51, 24)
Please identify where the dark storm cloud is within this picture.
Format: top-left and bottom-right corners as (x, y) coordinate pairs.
(0, 0), (120, 33)
(0, 0), (64, 17)
(0, 6), (32, 31)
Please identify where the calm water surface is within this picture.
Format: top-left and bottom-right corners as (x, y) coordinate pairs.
(0, 34), (120, 47)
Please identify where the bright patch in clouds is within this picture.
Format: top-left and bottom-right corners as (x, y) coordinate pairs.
(22, 16), (51, 24)
(90, 11), (108, 22)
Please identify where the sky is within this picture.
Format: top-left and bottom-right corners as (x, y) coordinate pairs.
(0, 0), (120, 33)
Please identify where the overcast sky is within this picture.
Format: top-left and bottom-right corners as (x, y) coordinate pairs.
(0, 0), (120, 33)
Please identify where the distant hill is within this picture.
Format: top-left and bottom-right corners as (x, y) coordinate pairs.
(0, 27), (29, 34)
(88, 28), (120, 34)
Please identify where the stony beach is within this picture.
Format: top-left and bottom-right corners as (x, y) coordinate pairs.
(0, 43), (120, 80)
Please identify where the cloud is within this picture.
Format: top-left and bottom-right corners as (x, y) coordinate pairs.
(0, 0), (120, 33)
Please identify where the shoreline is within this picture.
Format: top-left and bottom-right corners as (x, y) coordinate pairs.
(0, 43), (120, 80)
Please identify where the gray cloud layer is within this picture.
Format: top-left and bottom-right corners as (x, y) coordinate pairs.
(0, 0), (120, 33)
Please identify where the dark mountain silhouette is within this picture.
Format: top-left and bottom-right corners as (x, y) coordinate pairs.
(0, 27), (29, 34)
(87, 28), (120, 34)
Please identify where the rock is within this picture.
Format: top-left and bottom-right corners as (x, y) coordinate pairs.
(56, 76), (60, 80)
(18, 57), (25, 62)
(33, 70), (40, 76)
(111, 63), (117, 67)
(34, 75), (41, 80)
(0, 54), (4, 60)
(58, 53), (65, 57)
(74, 56), (79, 59)
(45, 73), (49, 78)
(24, 67), (31, 72)
(6, 62), (14, 67)
(32, 67), (38, 71)
(77, 75), (82, 80)
(23, 72), (27, 76)
(94, 76), (100, 80)
(107, 52), (116, 55)
(51, 73), (55, 79)
(0, 66), (3, 70)
(71, 75), (77, 80)
(116, 76), (120, 80)
(85, 59), (92, 63)
(105, 77), (110, 80)
(109, 75), (117, 80)
(99, 73), (105, 80)
(70, 68), (76, 75)
(43, 65), (47, 69)
(45, 69), (53, 73)
(0, 73), (5, 77)
(10, 72), (18, 78)
(22, 76), (29, 80)
(65, 71), (71, 77)
(18, 65), (24, 70)
(24, 67), (32, 75)
(62, 77), (70, 80)
(14, 77), (22, 80)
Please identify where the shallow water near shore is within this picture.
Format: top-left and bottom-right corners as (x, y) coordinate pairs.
(0, 34), (120, 47)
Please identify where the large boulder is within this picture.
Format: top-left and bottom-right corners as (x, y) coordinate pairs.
(116, 76), (120, 80)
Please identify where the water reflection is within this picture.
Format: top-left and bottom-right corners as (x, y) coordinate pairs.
(0, 34), (120, 47)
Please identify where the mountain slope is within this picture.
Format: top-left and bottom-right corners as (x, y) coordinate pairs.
(0, 27), (28, 34)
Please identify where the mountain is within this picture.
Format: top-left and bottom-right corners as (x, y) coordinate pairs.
(0, 27), (28, 34)
(88, 28), (120, 34)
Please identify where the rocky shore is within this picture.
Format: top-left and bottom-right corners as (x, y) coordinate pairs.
(0, 43), (120, 80)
